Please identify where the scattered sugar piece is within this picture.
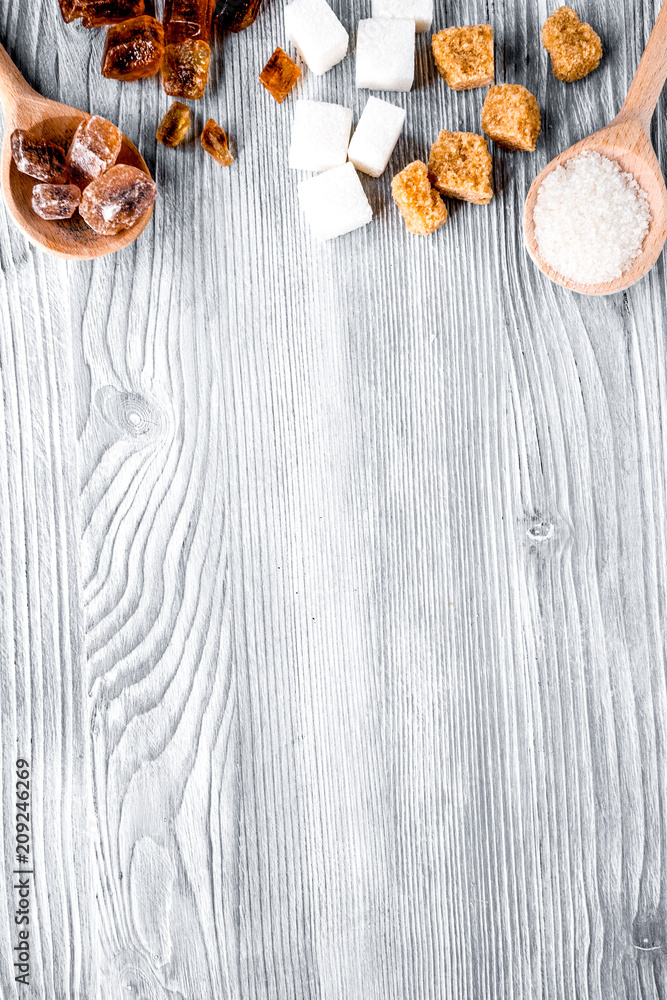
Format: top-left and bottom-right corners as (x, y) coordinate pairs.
(284, 0), (348, 75)
(432, 24), (494, 91)
(356, 18), (416, 92)
(348, 97), (405, 177)
(481, 84), (541, 152)
(289, 100), (353, 172)
(428, 130), (493, 204)
(533, 151), (651, 285)
(371, 0), (432, 34)
(298, 162), (373, 240)
(542, 6), (602, 83)
(391, 160), (447, 235)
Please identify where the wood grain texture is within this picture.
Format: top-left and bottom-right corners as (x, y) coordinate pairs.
(2, 0), (667, 998)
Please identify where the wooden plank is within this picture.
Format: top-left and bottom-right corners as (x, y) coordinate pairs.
(2, 0), (667, 997)
(0, 222), (92, 994)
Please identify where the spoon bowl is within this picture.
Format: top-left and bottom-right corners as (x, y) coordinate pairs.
(0, 43), (153, 259)
(524, 0), (667, 295)
(524, 119), (667, 295)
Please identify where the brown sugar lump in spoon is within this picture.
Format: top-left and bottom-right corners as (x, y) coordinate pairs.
(11, 130), (68, 182)
(66, 115), (122, 188)
(32, 183), (81, 220)
(79, 164), (156, 235)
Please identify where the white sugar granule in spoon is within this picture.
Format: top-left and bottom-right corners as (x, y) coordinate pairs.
(533, 151), (652, 286)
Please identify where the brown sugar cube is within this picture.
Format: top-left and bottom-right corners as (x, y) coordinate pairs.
(156, 102), (192, 146)
(201, 119), (234, 166)
(481, 84), (541, 152)
(428, 131), (493, 204)
(79, 164), (156, 235)
(32, 184), (82, 220)
(11, 131), (68, 183)
(102, 16), (165, 80)
(542, 6), (602, 82)
(432, 25), (494, 90)
(259, 47), (301, 103)
(391, 161), (447, 236)
(66, 116), (122, 189)
(162, 40), (211, 100)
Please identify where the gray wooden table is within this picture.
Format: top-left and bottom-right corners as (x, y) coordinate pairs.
(2, 0), (667, 997)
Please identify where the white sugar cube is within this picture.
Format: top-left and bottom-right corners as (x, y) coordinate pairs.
(348, 97), (405, 177)
(284, 0), (349, 75)
(356, 18), (415, 92)
(298, 162), (373, 241)
(289, 100), (353, 172)
(372, 0), (433, 33)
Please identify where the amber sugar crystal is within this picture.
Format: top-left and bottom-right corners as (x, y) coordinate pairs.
(428, 130), (493, 204)
(78, 0), (145, 27)
(201, 119), (234, 166)
(163, 0), (214, 43)
(162, 0), (214, 98)
(156, 102), (192, 146)
(32, 183), (82, 220)
(391, 161), (447, 236)
(259, 47), (300, 103)
(542, 6), (602, 82)
(481, 84), (541, 152)
(102, 16), (164, 80)
(432, 24), (494, 90)
(58, 0), (83, 23)
(11, 130), (68, 183)
(79, 164), (156, 235)
(217, 0), (263, 33)
(66, 116), (122, 188)
(162, 40), (211, 99)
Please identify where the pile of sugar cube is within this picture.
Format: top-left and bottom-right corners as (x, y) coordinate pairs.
(279, 0), (601, 242)
(285, 0), (430, 241)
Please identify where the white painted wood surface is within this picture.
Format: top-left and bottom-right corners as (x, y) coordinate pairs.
(2, 0), (667, 997)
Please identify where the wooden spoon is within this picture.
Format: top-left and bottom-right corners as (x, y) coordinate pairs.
(524, 1), (667, 295)
(0, 41), (153, 260)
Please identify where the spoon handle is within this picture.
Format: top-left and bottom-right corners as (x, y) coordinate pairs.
(617, 0), (667, 132)
(0, 43), (39, 116)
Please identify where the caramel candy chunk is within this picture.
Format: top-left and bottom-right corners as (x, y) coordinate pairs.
(259, 46), (301, 103)
(79, 165), (156, 235)
(162, 40), (211, 99)
(11, 130), (68, 183)
(58, 0), (83, 22)
(156, 102), (192, 146)
(432, 24), (494, 90)
(481, 84), (541, 152)
(428, 130), (493, 204)
(163, 0), (214, 42)
(391, 160), (447, 235)
(32, 183), (82, 220)
(162, 0), (214, 98)
(216, 0), (263, 32)
(102, 16), (165, 80)
(66, 116), (122, 189)
(542, 6), (602, 82)
(201, 119), (234, 165)
(78, 0), (145, 27)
